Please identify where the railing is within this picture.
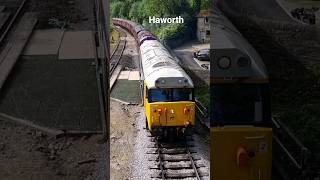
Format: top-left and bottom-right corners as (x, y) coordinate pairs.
(272, 117), (312, 179)
(195, 98), (208, 119)
(195, 98), (209, 129)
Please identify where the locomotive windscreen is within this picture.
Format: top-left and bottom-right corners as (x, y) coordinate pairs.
(148, 88), (193, 103)
(211, 84), (271, 126)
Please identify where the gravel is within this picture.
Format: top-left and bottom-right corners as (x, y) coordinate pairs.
(0, 119), (107, 179)
(131, 110), (152, 179)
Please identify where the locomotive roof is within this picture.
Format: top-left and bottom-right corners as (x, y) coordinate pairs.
(212, 7), (268, 80)
(140, 40), (194, 89)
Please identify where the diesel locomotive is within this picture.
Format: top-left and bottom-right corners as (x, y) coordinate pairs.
(113, 18), (195, 137)
(211, 7), (273, 180)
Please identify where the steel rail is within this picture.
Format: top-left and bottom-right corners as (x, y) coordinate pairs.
(185, 138), (201, 180)
(153, 137), (204, 179)
(110, 39), (125, 75)
(157, 139), (166, 180)
(109, 28), (126, 75)
(0, 0), (28, 44)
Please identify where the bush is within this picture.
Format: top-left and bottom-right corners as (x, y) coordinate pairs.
(158, 23), (187, 40)
(111, 0), (208, 43)
(111, 2), (122, 18)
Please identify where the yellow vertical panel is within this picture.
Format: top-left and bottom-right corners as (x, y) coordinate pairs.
(211, 126), (272, 180)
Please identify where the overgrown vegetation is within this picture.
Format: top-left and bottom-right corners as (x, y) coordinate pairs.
(110, 0), (211, 42)
(109, 26), (120, 50)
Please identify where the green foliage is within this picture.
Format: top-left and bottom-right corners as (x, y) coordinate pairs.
(192, 0), (201, 14)
(195, 84), (209, 109)
(111, 1), (131, 18)
(158, 23), (185, 40)
(111, 2), (122, 18)
(119, 1), (131, 17)
(111, 0), (209, 41)
(129, 2), (143, 22)
(200, 0), (211, 10)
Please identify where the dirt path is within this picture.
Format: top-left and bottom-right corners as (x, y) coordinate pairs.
(110, 99), (142, 180)
(0, 119), (107, 180)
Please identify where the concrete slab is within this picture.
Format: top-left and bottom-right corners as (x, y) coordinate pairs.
(111, 79), (141, 104)
(58, 31), (95, 60)
(0, 56), (101, 132)
(128, 71), (140, 80)
(118, 70), (130, 79)
(23, 29), (64, 55)
(110, 65), (122, 89)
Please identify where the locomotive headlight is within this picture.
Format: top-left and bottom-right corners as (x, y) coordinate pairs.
(237, 57), (250, 67)
(218, 57), (231, 69)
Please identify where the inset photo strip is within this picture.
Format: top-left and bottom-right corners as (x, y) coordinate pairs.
(109, 0), (211, 179)
(212, 0), (320, 180)
(0, 0), (109, 179)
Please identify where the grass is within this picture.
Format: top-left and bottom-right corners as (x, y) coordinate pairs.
(195, 85), (209, 109)
(110, 27), (120, 51)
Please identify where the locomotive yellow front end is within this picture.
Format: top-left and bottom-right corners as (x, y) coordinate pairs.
(143, 76), (195, 136)
(144, 87), (195, 134)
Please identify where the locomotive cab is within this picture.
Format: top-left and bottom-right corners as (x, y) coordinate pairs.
(143, 78), (195, 136)
(210, 8), (273, 179)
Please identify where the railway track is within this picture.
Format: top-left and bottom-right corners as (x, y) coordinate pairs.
(110, 27), (127, 75)
(148, 135), (209, 180)
(0, 0), (36, 91)
(0, 0), (28, 46)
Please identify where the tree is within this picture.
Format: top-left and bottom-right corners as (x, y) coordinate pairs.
(119, 1), (131, 18)
(111, 2), (122, 17)
(192, 0), (201, 14)
(129, 1), (147, 23)
(200, 0), (211, 10)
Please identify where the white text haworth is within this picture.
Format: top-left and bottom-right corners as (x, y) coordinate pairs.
(149, 16), (184, 24)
